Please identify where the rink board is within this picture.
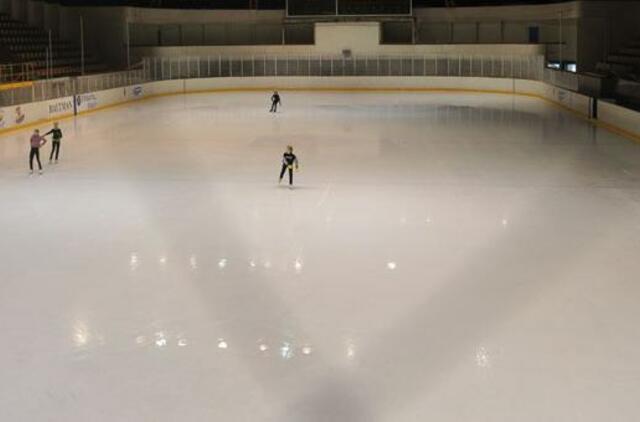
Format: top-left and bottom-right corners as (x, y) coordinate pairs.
(1, 76), (639, 142)
(0, 96), (75, 132)
(598, 101), (640, 142)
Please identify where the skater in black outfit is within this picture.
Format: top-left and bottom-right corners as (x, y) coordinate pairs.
(270, 91), (281, 113)
(44, 122), (63, 163)
(29, 129), (47, 175)
(279, 145), (299, 186)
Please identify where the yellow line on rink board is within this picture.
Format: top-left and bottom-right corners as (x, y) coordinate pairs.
(0, 81), (33, 91)
(594, 120), (640, 144)
(0, 86), (639, 144)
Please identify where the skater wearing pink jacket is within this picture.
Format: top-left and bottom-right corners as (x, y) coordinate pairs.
(29, 129), (47, 175)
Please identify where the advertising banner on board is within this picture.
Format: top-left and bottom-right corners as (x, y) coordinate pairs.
(547, 85), (590, 116)
(124, 85), (144, 100)
(75, 86), (144, 115)
(47, 97), (75, 119)
(14, 106), (26, 124)
(75, 92), (99, 114)
(0, 102), (48, 131)
(0, 105), (29, 130)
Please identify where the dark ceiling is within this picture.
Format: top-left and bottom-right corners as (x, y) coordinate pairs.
(52, 0), (573, 9)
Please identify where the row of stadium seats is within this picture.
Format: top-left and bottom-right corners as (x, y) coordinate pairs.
(0, 21), (37, 29)
(8, 44), (79, 54)
(0, 28), (42, 35)
(1, 36), (51, 44)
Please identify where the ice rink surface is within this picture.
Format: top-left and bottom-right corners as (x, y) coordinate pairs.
(1, 91), (640, 421)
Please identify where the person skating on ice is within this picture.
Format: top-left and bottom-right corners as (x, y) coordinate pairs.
(29, 129), (47, 175)
(279, 145), (299, 187)
(44, 122), (63, 163)
(270, 91), (281, 113)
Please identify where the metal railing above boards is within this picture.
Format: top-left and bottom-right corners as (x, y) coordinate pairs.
(142, 55), (545, 81)
(0, 62), (36, 84)
(0, 55), (544, 108)
(0, 68), (147, 107)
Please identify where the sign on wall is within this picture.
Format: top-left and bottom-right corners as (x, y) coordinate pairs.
(75, 93), (99, 113)
(125, 85), (144, 99)
(48, 98), (74, 118)
(15, 106), (25, 124)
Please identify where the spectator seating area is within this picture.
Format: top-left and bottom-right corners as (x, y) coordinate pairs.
(594, 37), (640, 111)
(0, 13), (107, 80)
(597, 38), (640, 82)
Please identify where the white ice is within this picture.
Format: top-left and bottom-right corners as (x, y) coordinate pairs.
(1, 91), (640, 421)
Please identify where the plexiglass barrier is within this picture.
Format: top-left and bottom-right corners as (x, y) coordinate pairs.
(144, 54), (544, 80)
(0, 54), (545, 107)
